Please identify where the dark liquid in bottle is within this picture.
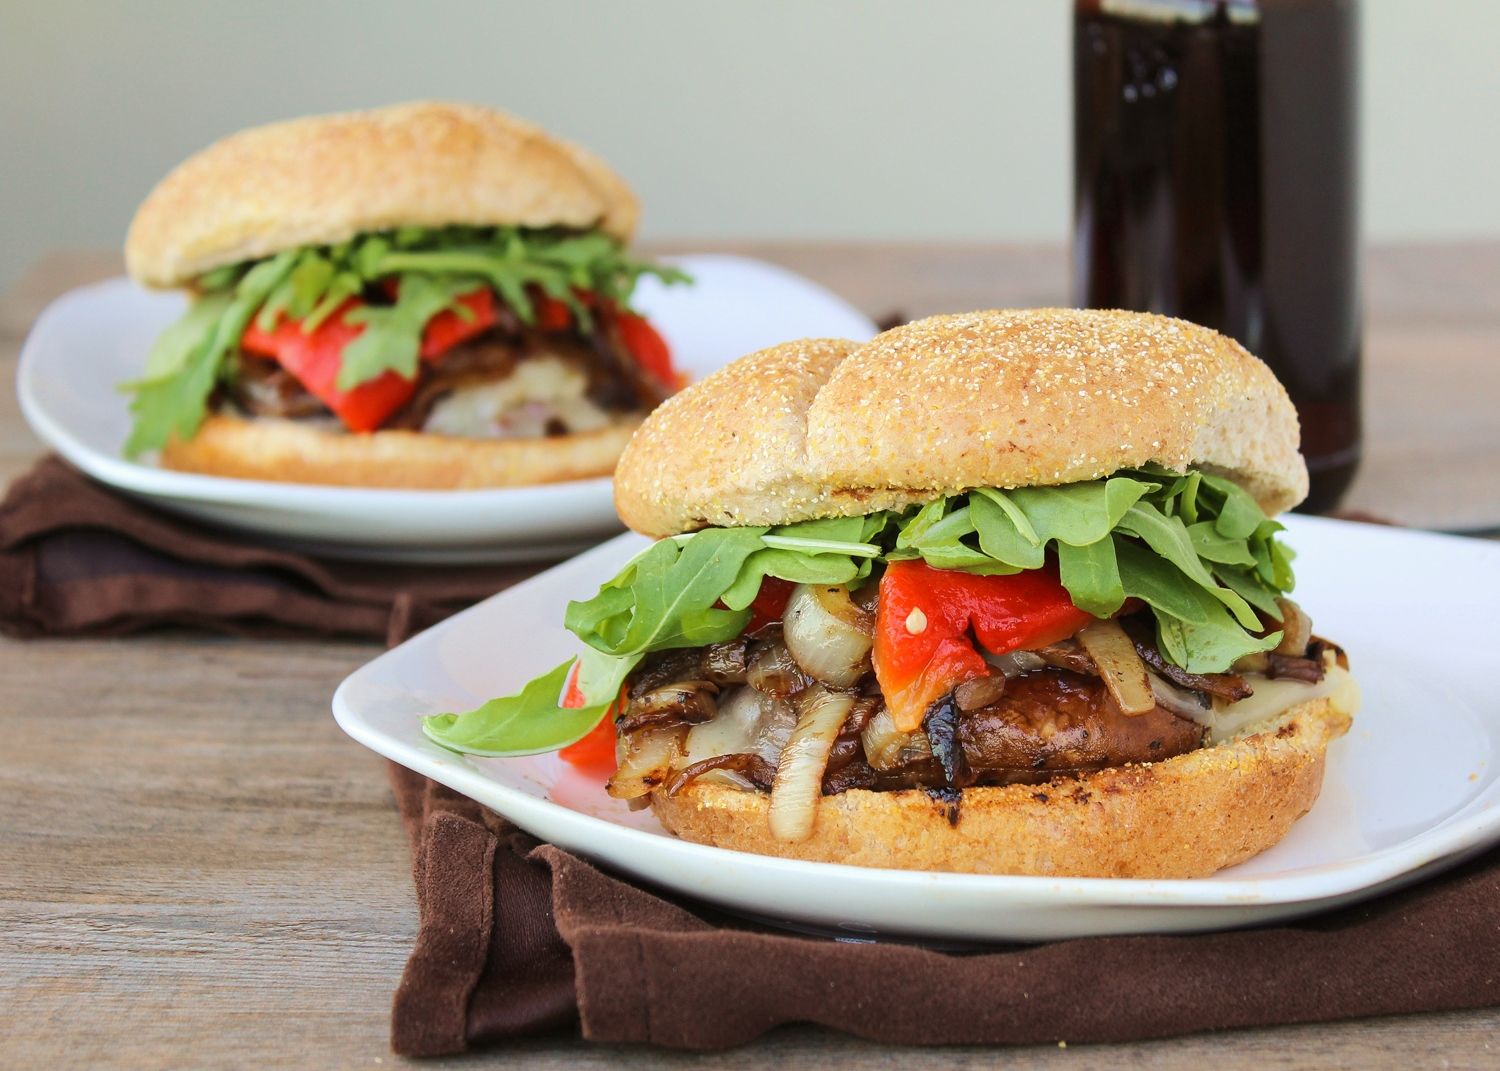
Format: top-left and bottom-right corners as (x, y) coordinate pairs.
(1074, 0), (1360, 512)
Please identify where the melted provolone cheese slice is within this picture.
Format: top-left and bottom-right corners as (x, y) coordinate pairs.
(1193, 664), (1360, 744)
(421, 356), (614, 439)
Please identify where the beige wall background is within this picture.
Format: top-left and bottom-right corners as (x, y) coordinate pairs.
(3, 0), (1498, 290)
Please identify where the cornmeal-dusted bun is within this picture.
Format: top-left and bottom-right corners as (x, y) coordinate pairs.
(160, 413), (640, 489)
(612, 337), (862, 529)
(126, 101), (639, 288)
(650, 696), (1352, 879)
(614, 309), (1308, 537)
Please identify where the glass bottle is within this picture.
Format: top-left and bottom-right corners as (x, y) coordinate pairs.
(1073, 0), (1361, 512)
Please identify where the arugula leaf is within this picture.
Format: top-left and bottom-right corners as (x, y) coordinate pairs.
(1115, 501), (1260, 628)
(720, 514), (893, 608)
(427, 465), (1303, 758)
(121, 226), (690, 453)
(722, 548), (861, 609)
(759, 515), (883, 558)
(421, 660), (612, 757)
(565, 528), (767, 657)
(364, 226), (689, 328)
(1008, 477), (1151, 546)
(894, 498), (951, 551)
(1056, 538), (1123, 616)
(1198, 471), (1265, 540)
(122, 251), (298, 456)
(970, 490), (1046, 570)
(1177, 471), (1203, 524)
(1115, 539), (1215, 625)
(136, 290), (236, 382)
(1211, 562), (1284, 619)
(338, 273), (477, 388)
(256, 252), (334, 331)
(302, 271), (363, 331)
(1187, 520), (1258, 565)
(1157, 591), (1282, 673)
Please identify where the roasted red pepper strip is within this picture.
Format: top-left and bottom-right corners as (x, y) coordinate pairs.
(535, 294), (577, 332)
(746, 577), (795, 631)
(615, 311), (680, 388)
(559, 661), (622, 773)
(873, 559), (1095, 731)
(240, 287), (497, 432)
(534, 293), (681, 388)
(241, 299), (410, 432)
(420, 288), (497, 358)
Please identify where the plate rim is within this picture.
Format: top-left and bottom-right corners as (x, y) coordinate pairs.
(16, 253), (879, 510)
(332, 519), (1500, 912)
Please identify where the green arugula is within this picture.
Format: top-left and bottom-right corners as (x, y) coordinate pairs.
(421, 661), (612, 757)
(422, 465), (1297, 758)
(121, 251), (299, 456)
(338, 274), (480, 388)
(120, 226), (689, 457)
(422, 515), (898, 757)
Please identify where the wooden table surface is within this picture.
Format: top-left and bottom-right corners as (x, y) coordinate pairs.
(3, 245), (1498, 1070)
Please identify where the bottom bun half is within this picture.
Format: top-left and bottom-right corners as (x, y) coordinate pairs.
(649, 697), (1353, 879)
(160, 413), (641, 489)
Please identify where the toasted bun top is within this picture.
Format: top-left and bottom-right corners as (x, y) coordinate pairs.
(614, 308), (1308, 536)
(126, 101), (639, 288)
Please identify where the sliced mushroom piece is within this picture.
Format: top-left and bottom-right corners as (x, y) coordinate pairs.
(746, 638), (809, 698)
(703, 639), (749, 684)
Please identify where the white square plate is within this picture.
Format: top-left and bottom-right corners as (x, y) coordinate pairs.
(16, 254), (876, 563)
(334, 516), (1500, 941)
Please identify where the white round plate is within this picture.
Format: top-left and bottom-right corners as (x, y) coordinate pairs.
(16, 254), (877, 563)
(333, 516), (1500, 942)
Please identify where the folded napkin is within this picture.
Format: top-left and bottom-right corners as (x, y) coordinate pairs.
(0, 457), (530, 644)
(391, 760), (1500, 1055)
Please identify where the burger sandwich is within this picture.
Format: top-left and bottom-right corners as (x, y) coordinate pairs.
(423, 309), (1358, 878)
(122, 101), (686, 487)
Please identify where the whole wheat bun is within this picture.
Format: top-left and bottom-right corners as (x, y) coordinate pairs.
(614, 309), (1308, 537)
(126, 101), (639, 288)
(650, 696), (1352, 879)
(159, 413), (640, 489)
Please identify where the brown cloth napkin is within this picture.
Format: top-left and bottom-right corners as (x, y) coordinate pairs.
(390, 762), (1500, 1055)
(0, 457), (529, 645)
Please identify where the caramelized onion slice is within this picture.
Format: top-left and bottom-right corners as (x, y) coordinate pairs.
(860, 705), (933, 771)
(768, 685), (854, 842)
(782, 584), (874, 688)
(665, 753), (777, 797)
(984, 649), (1048, 677)
(1076, 620), (1156, 715)
(617, 681), (718, 732)
(682, 686), (796, 777)
(954, 673), (1008, 711)
(606, 726), (685, 800)
(746, 639), (808, 697)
